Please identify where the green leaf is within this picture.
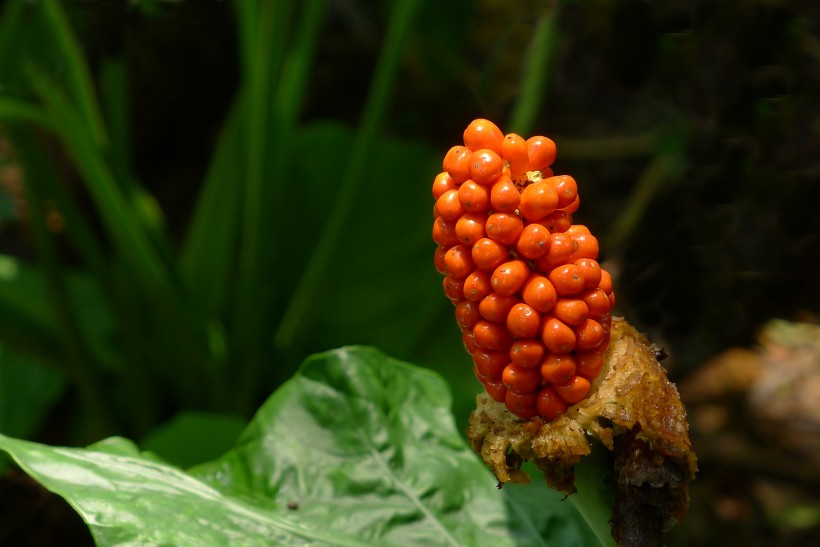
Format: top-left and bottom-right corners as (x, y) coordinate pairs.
(0, 346), (594, 545)
(0, 345), (65, 438)
(0, 433), (367, 546)
(193, 346), (593, 545)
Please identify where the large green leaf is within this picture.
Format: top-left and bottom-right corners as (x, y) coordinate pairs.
(0, 346), (595, 545)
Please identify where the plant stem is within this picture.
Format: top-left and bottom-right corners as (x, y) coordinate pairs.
(570, 441), (618, 547)
(508, 3), (560, 136)
(272, 0), (422, 352)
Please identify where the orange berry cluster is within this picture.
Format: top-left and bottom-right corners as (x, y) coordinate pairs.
(432, 119), (616, 421)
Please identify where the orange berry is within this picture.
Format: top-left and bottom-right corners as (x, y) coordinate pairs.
(580, 288), (613, 319)
(509, 339), (545, 369)
(432, 216), (459, 247)
(478, 292), (520, 323)
(442, 275), (464, 303)
(599, 269), (613, 295)
(434, 245), (448, 274)
(573, 258), (602, 289)
(536, 385), (568, 420)
(471, 237), (509, 271)
(553, 298), (589, 326)
(468, 149), (504, 184)
(560, 195), (581, 214)
(463, 118), (504, 154)
(548, 264), (586, 296)
(540, 352), (576, 384)
(541, 316), (576, 354)
(575, 318), (605, 351)
(575, 348), (605, 379)
(541, 210), (573, 233)
(442, 145), (471, 183)
(472, 349), (508, 381)
(463, 269), (492, 302)
(485, 212), (524, 246)
(443, 245), (475, 279)
(473, 320), (513, 352)
(491, 259), (530, 297)
(519, 181), (559, 222)
(554, 375), (590, 404)
(506, 303), (541, 338)
(458, 180), (490, 213)
(463, 330), (478, 353)
(502, 363), (542, 394)
(455, 213), (487, 245)
(506, 390), (539, 419)
(435, 188), (465, 222)
(521, 274), (558, 313)
(432, 171), (456, 200)
(534, 232), (575, 271)
(481, 375), (508, 402)
(546, 175), (578, 209)
(566, 224), (591, 237)
(526, 135), (556, 170)
(570, 233), (599, 260)
(501, 133), (529, 182)
(489, 175), (521, 212)
(455, 299), (482, 329)
(515, 223), (551, 260)
(609, 291), (616, 309)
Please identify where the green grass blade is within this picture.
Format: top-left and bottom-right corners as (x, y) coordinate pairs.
(0, 98), (54, 128)
(272, 0), (423, 353)
(507, 5), (560, 136)
(41, 0), (109, 148)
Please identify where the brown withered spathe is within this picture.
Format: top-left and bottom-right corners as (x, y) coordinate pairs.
(467, 317), (697, 546)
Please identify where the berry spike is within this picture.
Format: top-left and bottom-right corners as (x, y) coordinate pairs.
(431, 118), (615, 422)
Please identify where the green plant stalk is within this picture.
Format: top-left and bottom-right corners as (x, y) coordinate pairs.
(232, 0), (327, 410)
(607, 142), (683, 251)
(507, 5), (560, 136)
(272, 0), (423, 354)
(14, 130), (112, 440)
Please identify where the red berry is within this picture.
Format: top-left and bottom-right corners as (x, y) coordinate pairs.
(509, 339), (545, 369)
(536, 385), (568, 420)
(473, 349), (509, 381)
(575, 348), (605, 379)
(554, 375), (590, 404)
(519, 181), (559, 222)
(491, 259), (530, 297)
(489, 175), (521, 212)
(506, 303), (541, 339)
(599, 269), (613, 295)
(546, 175), (578, 209)
(574, 258), (602, 289)
(473, 320), (513, 352)
(535, 232), (574, 272)
(541, 316), (576, 354)
(443, 245), (475, 279)
(432, 172), (456, 200)
(553, 298), (589, 326)
(434, 245), (448, 275)
(463, 269), (492, 302)
(478, 293), (520, 323)
(455, 299), (482, 329)
(570, 233), (599, 260)
(521, 274), (558, 313)
(468, 149), (504, 184)
(432, 217), (459, 247)
(502, 133), (529, 182)
(540, 352), (576, 384)
(515, 223), (551, 260)
(442, 145), (471, 183)
(548, 264), (586, 296)
(502, 363), (542, 394)
(435, 189), (464, 222)
(458, 180), (490, 213)
(505, 390), (538, 419)
(526, 136), (556, 171)
(485, 212), (524, 246)
(442, 275), (464, 303)
(464, 119), (504, 154)
(481, 375), (507, 402)
(541, 210), (573, 233)
(455, 213), (487, 245)
(471, 237), (509, 271)
(580, 288), (612, 319)
(574, 318), (606, 351)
